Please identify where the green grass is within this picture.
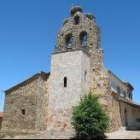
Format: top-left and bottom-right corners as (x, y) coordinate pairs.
(0, 133), (5, 139)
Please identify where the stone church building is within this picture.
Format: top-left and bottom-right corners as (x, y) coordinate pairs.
(1, 6), (140, 137)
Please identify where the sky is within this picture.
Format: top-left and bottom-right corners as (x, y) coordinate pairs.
(0, 0), (140, 111)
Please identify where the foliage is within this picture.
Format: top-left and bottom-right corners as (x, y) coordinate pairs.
(71, 93), (109, 139)
(0, 133), (5, 139)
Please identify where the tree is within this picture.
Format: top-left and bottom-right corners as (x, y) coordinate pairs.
(71, 93), (109, 139)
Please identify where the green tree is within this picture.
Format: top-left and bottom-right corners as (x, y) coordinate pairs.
(71, 93), (109, 139)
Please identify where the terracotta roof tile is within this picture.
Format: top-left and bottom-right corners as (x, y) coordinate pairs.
(0, 112), (4, 117)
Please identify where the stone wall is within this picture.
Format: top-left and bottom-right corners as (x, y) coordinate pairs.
(48, 50), (91, 137)
(2, 72), (49, 136)
(35, 74), (49, 131)
(110, 92), (122, 131)
(0, 118), (2, 130)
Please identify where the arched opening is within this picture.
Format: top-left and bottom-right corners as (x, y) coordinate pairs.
(74, 15), (80, 25)
(65, 34), (73, 47)
(80, 31), (87, 46)
(64, 77), (67, 87)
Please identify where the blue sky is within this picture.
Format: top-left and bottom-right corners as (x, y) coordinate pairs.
(0, 0), (140, 111)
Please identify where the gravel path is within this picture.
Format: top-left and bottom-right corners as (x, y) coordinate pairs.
(2, 130), (140, 139)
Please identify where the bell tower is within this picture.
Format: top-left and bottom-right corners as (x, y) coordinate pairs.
(55, 6), (103, 56)
(47, 6), (108, 137)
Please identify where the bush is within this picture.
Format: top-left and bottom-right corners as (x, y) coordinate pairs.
(71, 93), (109, 139)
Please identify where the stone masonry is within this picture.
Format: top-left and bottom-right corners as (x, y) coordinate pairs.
(2, 72), (49, 136)
(47, 50), (91, 137)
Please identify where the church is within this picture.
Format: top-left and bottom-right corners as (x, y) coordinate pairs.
(1, 6), (140, 137)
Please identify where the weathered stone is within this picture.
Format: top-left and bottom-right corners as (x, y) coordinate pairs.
(2, 72), (49, 136)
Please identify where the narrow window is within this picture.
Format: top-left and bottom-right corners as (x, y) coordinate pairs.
(117, 86), (121, 94)
(22, 109), (25, 115)
(84, 71), (87, 81)
(129, 92), (132, 100)
(65, 34), (73, 47)
(74, 15), (80, 25)
(131, 93), (133, 100)
(123, 91), (126, 98)
(64, 77), (67, 87)
(80, 31), (87, 46)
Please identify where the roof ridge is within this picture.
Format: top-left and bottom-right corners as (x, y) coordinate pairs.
(5, 72), (50, 94)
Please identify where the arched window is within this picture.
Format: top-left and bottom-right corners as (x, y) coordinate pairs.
(74, 15), (80, 25)
(64, 77), (67, 87)
(65, 34), (73, 47)
(80, 31), (87, 46)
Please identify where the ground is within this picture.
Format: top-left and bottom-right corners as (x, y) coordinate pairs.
(1, 130), (140, 139)
(106, 130), (140, 139)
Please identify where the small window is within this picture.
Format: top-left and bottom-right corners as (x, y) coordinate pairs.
(64, 77), (67, 87)
(117, 86), (121, 94)
(74, 15), (80, 25)
(84, 71), (87, 81)
(123, 91), (127, 98)
(80, 31), (87, 46)
(129, 92), (132, 100)
(22, 109), (25, 115)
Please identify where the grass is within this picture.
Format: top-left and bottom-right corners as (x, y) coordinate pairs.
(0, 133), (5, 139)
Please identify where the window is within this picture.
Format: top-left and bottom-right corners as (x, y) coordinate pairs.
(74, 15), (80, 25)
(111, 79), (116, 90)
(84, 71), (87, 81)
(123, 91), (127, 98)
(129, 92), (132, 100)
(131, 93), (133, 100)
(80, 31), (87, 46)
(22, 109), (25, 115)
(65, 34), (73, 47)
(64, 77), (67, 87)
(117, 86), (121, 94)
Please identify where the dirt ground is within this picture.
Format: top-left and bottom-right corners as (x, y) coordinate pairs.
(2, 130), (140, 139)
(106, 130), (140, 139)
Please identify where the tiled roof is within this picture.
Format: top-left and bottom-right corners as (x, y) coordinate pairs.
(0, 112), (4, 118)
(119, 96), (140, 107)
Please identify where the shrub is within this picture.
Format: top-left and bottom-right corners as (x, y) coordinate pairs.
(71, 93), (109, 139)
